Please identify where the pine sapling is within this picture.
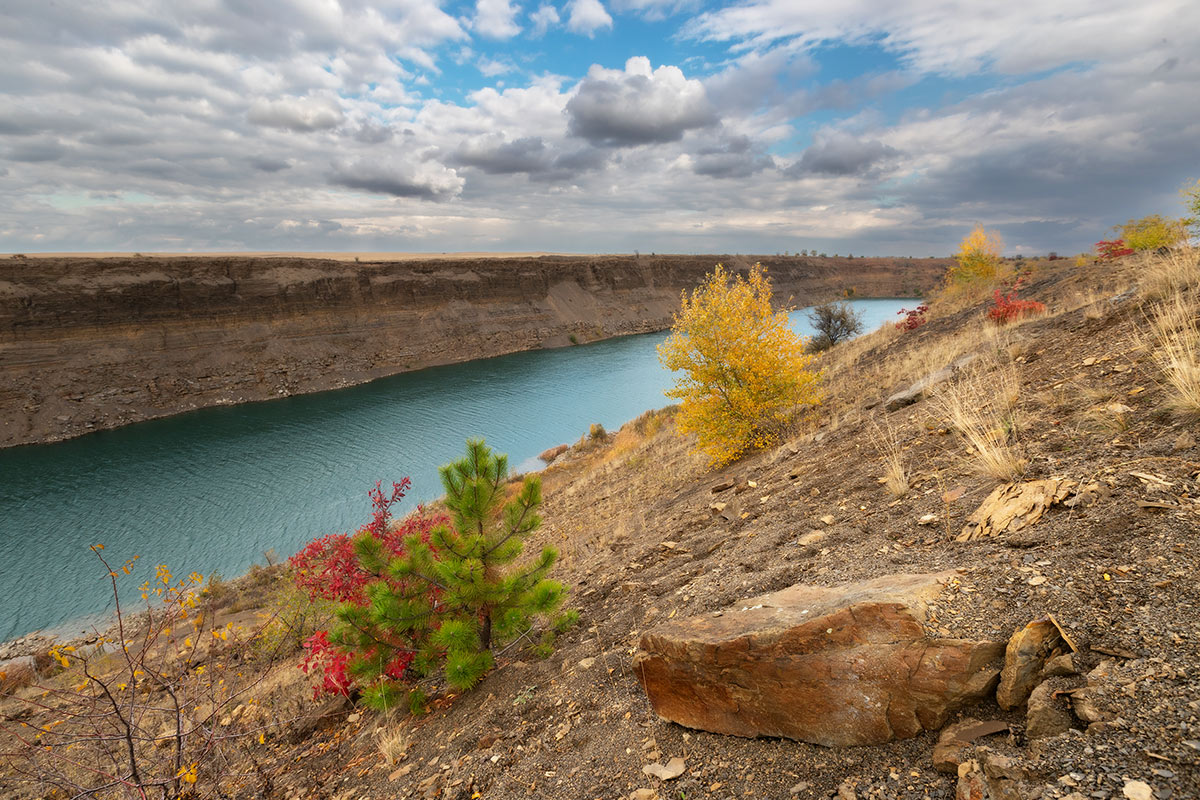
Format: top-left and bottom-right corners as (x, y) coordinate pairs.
(356, 440), (566, 696)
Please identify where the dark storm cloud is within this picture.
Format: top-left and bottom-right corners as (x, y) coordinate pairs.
(250, 156), (291, 173)
(787, 134), (900, 177)
(451, 136), (609, 180)
(566, 59), (718, 146)
(6, 139), (69, 163)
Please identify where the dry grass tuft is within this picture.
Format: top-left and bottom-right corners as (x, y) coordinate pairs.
(377, 722), (411, 765)
(1136, 245), (1200, 301)
(1143, 290), (1200, 419)
(869, 418), (909, 498)
(934, 364), (1026, 482)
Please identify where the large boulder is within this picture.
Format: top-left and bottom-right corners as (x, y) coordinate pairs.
(634, 572), (1004, 747)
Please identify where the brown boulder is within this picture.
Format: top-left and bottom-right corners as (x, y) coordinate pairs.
(634, 572), (1004, 747)
(1025, 683), (1073, 739)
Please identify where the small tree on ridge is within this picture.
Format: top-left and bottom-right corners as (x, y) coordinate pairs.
(658, 263), (822, 466)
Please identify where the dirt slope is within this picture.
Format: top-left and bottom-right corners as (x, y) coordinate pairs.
(4, 252), (1196, 800)
(0, 253), (943, 448)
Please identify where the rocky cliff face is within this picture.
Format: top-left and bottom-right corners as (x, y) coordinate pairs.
(0, 254), (947, 447)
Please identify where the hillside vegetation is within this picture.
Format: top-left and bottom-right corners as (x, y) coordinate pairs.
(2, 246), (1198, 800)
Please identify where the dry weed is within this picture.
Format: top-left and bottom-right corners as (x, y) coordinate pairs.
(1136, 245), (1200, 301)
(1143, 290), (1200, 419)
(377, 722), (411, 765)
(934, 364), (1026, 482)
(869, 418), (909, 498)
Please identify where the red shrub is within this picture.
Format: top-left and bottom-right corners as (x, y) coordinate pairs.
(988, 282), (1046, 325)
(1096, 239), (1134, 260)
(895, 304), (929, 331)
(289, 479), (447, 697)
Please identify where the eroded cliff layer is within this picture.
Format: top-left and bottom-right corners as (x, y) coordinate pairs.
(0, 254), (947, 447)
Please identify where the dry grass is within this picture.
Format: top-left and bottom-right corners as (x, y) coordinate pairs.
(1143, 290), (1200, 419)
(1136, 245), (1200, 301)
(934, 364), (1026, 482)
(377, 721), (411, 765)
(1085, 401), (1134, 433)
(868, 418), (909, 497)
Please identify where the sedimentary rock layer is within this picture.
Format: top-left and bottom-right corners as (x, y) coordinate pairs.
(0, 253), (946, 447)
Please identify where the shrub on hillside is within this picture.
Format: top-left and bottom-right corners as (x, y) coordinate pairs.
(657, 263), (822, 466)
(895, 304), (929, 331)
(806, 300), (864, 352)
(949, 224), (1004, 285)
(1117, 214), (1188, 252)
(1096, 239), (1134, 260)
(988, 279), (1046, 325)
(293, 442), (570, 711)
(4, 549), (287, 797)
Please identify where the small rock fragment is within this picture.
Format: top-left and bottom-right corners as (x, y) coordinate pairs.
(642, 757), (686, 781)
(1122, 780), (1153, 800)
(1042, 653), (1076, 678)
(933, 719), (1009, 773)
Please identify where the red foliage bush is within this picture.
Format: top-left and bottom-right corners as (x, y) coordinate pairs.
(289, 479), (447, 697)
(895, 304), (929, 331)
(1096, 239), (1134, 260)
(988, 281), (1046, 325)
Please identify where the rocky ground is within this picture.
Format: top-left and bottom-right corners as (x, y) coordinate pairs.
(2, 252), (1197, 800)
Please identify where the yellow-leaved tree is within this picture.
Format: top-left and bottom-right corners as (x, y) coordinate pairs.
(657, 263), (822, 466)
(950, 224), (1004, 285)
(1117, 214), (1188, 252)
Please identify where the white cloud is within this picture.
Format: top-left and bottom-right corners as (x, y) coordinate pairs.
(566, 0), (613, 37)
(529, 4), (560, 37)
(685, 0), (1200, 77)
(478, 56), (516, 77)
(247, 96), (344, 131)
(473, 0), (523, 39)
(566, 57), (716, 145)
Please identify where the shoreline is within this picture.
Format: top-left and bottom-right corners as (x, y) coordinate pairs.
(0, 254), (945, 450)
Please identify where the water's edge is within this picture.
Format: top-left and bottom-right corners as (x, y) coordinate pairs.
(0, 299), (920, 644)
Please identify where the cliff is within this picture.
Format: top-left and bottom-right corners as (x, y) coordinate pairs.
(0, 253), (947, 448)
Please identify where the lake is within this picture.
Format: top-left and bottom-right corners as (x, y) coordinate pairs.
(0, 298), (914, 641)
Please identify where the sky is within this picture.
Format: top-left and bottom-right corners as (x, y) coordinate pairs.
(1, 0), (1198, 256)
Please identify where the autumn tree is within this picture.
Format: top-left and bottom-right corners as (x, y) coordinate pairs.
(950, 224), (1004, 284)
(807, 300), (864, 352)
(658, 263), (822, 466)
(1184, 179), (1200, 240)
(1118, 214), (1188, 252)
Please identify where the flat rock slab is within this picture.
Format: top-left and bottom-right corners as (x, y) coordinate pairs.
(634, 572), (1004, 747)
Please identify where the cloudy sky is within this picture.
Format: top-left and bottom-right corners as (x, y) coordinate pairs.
(2, 0), (1198, 256)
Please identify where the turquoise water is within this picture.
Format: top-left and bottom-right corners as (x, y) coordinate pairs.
(0, 299), (914, 641)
